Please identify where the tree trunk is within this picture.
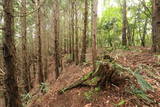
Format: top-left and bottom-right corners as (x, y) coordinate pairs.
(131, 18), (137, 46)
(91, 0), (97, 70)
(141, 18), (148, 47)
(152, 0), (160, 52)
(2, 0), (22, 106)
(21, 0), (30, 93)
(53, 0), (61, 79)
(152, 0), (156, 52)
(37, 0), (44, 84)
(71, 1), (75, 61)
(69, 0), (72, 57)
(81, 0), (88, 63)
(122, 0), (127, 46)
(41, 7), (48, 81)
(75, 1), (79, 65)
(127, 20), (131, 46)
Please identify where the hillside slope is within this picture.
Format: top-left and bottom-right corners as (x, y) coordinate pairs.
(27, 47), (160, 107)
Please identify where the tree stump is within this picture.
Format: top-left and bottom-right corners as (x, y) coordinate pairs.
(96, 63), (115, 89)
(58, 55), (116, 94)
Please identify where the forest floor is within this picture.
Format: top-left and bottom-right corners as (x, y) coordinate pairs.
(27, 47), (160, 107)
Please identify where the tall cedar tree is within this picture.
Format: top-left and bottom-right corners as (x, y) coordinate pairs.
(91, 0), (98, 70)
(152, 0), (160, 52)
(53, 0), (61, 79)
(71, 1), (75, 61)
(81, 0), (88, 63)
(37, 0), (44, 84)
(141, 18), (148, 47)
(21, 0), (31, 92)
(122, 0), (127, 46)
(2, 0), (22, 106)
(75, 1), (79, 65)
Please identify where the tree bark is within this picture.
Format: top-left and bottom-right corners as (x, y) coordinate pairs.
(127, 20), (131, 46)
(152, 0), (160, 52)
(41, 7), (48, 81)
(69, 0), (72, 57)
(141, 18), (148, 47)
(71, 1), (75, 61)
(81, 0), (88, 63)
(122, 0), (127, 46)
(21, 0), (31, 92)
(2, 0), (22, 106)
(37, 0), (44, 84)
(91, 0), (98, 70)
(75, 1), (79, 65)
(53, 0), (61, 79)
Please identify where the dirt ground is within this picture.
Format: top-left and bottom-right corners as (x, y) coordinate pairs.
(27, 47), (160, 107)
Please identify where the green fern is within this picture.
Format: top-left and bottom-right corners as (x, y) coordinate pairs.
(130, 86), (154, 103)
(133, 71), (153, 91)
(112, 62), (153, 92)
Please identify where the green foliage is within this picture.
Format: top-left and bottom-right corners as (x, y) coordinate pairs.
(84, 77), (99, 86)
(21, 93), (32, 106)
(82, 71), (93, 81)
(81, 64), (100, 82)
(104, 47), (114, 53)
(131, 48), (142, 53)
(90, 77), (99, 85)
(99, 7), (122, 28)
(97, 0), (152, 47)
(118, 45), (130, 50)
(84, 87), (100, 101)
(133, 71), (153, 91)
(112, 63), (153, 92)
(94, 87), (101, 92)
(84, 90), (94, 101)
(130, 86), (154, 103)
(40, 82), (49, 93)
(113, 100), (126, 107)
(97, 7), (122, 47)
(112, 62), (132, 73)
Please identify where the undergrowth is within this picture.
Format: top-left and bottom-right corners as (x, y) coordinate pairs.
(84, 87), (101, 101)
(40, 82), (49, 93)
(21, 93), (32, 106)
